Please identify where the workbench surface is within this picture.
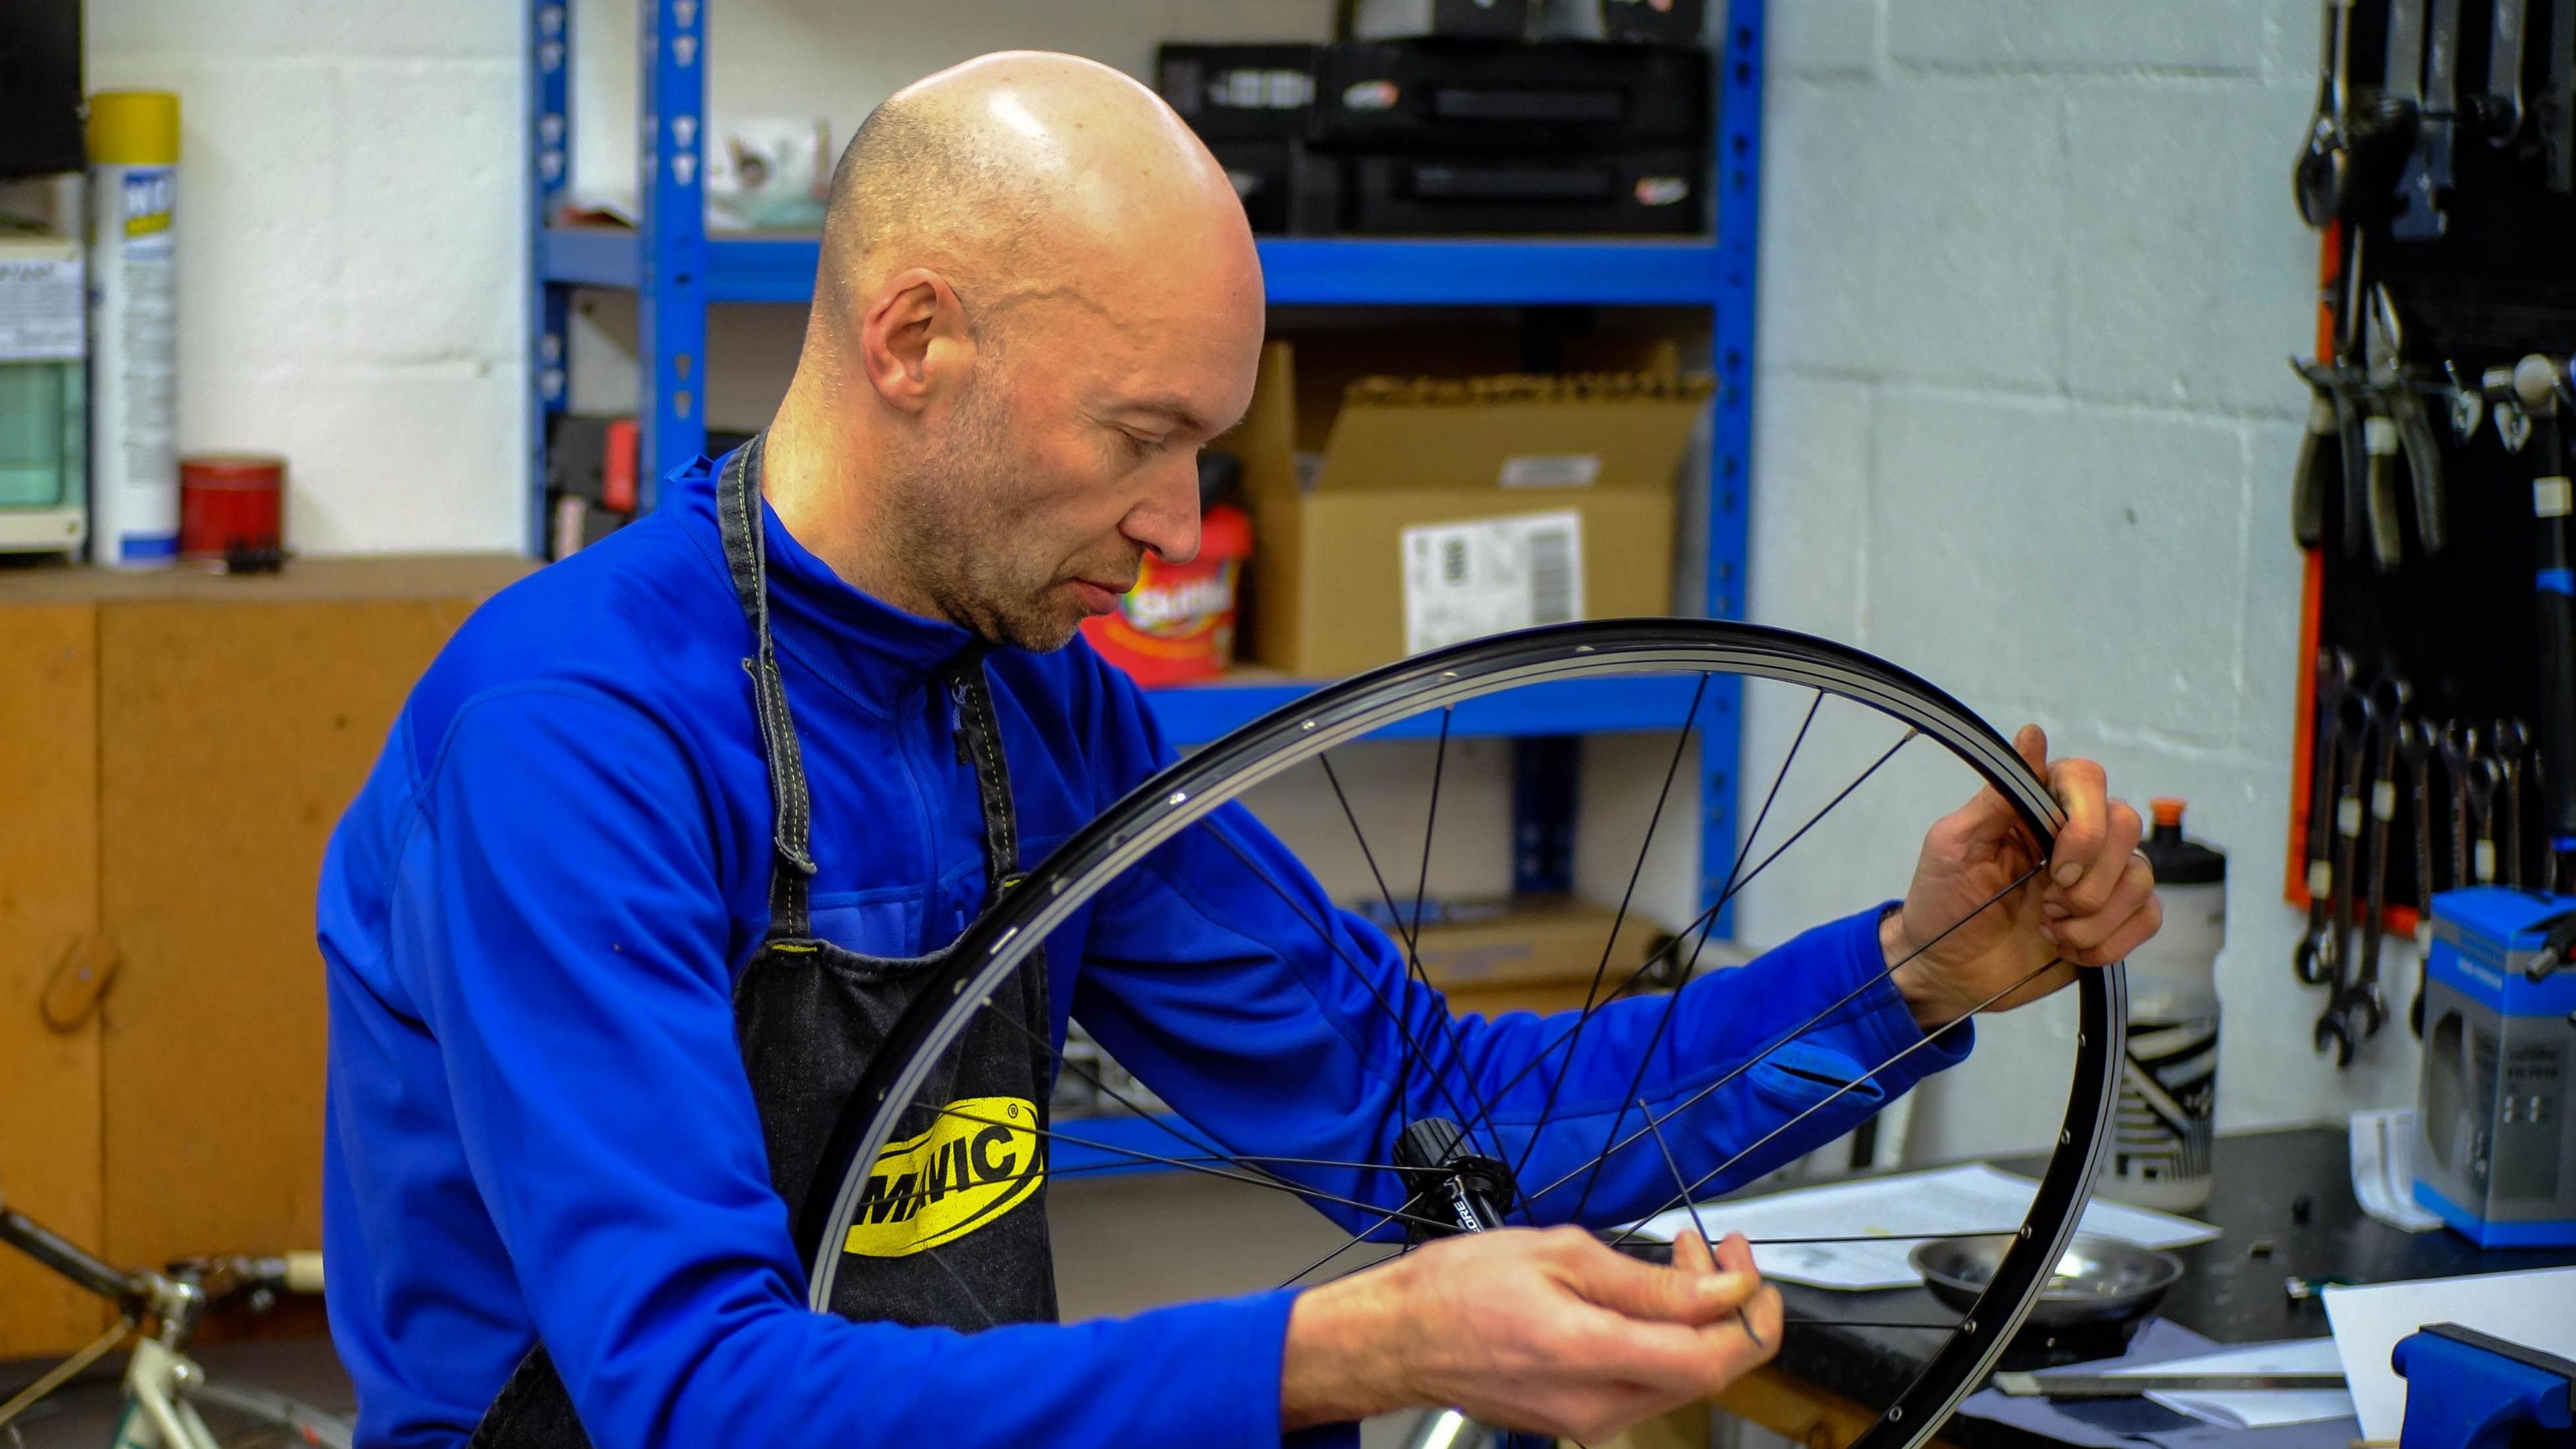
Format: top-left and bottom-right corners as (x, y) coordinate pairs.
(1750, 1126), (2576, 1446)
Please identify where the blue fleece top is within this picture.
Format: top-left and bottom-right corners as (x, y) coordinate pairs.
(316, 451), (1970, 1449)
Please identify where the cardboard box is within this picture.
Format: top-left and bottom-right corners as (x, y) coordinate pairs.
(1227, 339), (1707, 678)
(1405, 896), (1670, 991)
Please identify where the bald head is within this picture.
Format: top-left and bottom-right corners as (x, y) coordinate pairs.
(767, 51), (1267, 654)
(818, 51), (1256, 333)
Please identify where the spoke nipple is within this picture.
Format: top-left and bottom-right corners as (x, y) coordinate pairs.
(1962, 1318), (1976, 1334)
(1301, 720), (1317, 731)
(1440, 670), (1458, 680)
(1576, 645), (1595, 653)
(2019, 1226), (2032, 1238)
(1169, 790), (1189, 806)
(1890, 1407), (1904, 1423)
(2060, 1130), (2072, 1145)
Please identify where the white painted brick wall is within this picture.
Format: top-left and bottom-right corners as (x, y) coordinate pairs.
(1746, 0), (2413, 1160)
(83, 0), (2387, 1154)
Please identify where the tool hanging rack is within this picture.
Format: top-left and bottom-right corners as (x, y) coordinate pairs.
(2285, 0), (2576, 1061)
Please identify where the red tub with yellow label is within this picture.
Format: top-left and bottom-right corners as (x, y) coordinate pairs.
(1080, 504), (1252, 686)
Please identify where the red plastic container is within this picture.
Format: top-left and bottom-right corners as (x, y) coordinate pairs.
(179, 453), (286, 561)
(1080, 504), (1253, 686)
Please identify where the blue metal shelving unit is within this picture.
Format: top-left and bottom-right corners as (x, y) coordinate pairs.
(524, 0), (1766, 922)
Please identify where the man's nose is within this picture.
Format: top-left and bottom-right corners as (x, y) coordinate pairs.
(1123, 452), (1202, 565)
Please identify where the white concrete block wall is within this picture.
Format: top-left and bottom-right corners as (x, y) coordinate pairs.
(1742, 0), (2415, 1161)
(86, 0), (527, 554)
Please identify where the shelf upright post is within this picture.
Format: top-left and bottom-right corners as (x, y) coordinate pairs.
(1703, 0), (1763, 928)
(525, 0), (572, 555)
(638, 0), (710, 502)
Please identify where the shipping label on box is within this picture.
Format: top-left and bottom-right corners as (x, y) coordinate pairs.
(0, 243), (84, 362)
(1402, 508), (1584, 654)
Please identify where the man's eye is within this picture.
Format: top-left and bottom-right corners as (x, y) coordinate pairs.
(1120, 431), (1162, 458)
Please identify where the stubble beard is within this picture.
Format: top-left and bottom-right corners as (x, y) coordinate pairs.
(879, 374), (1085, 653)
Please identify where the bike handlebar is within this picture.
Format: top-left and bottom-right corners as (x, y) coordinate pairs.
(1, 1203), (146, 1307)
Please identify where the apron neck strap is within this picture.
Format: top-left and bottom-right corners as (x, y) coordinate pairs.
(714, 435), (1024, 939)
(716, 435), (820, 939)
(934, 643), (1023, 902)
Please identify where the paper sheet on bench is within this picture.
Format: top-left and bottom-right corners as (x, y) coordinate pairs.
(1629, 1163), (2219, 1291)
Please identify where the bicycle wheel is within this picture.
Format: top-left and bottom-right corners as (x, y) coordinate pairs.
(805, 619), (2124, 1449)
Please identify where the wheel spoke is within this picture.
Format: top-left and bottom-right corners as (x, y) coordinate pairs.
(1603, 955), (2064, 1252)
(1506, 677), (1710, 1185)
(924, 1102), (1474, 1238)
(1565, 689), (1822, 1221)
(1197, 818), (1521, 1182)
(989, 1008), (1393, 1175)
(1318, 745), (1513, 1172)
(1782, 1318), (1964, 1332)
(1639, 1103), (1762, 1349)
(1432, 723), (1928, 1187)
(1517, 861), (2042, 1211)
(1743, 1230), (2023, 1246)
(922, 1244), (1000, 1330)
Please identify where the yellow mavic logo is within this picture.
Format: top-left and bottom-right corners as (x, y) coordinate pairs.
(843, 1096), (1043, 1258)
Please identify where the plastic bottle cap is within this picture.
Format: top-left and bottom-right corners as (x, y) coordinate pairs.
(89, 92), (181, 166)
(2151, 797), (2186, 829)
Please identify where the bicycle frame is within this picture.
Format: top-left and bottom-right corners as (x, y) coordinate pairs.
(0, 1195), (347, 1449)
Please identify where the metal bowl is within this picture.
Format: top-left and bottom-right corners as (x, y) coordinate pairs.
(1909, 1233), (2185, 1328)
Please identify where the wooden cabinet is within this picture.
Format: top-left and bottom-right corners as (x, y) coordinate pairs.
(0, 557), (528, 1358)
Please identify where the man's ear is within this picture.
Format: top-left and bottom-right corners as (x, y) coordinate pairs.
(857, 266), (976, 413)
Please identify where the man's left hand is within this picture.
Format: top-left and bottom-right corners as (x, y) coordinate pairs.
(1883, 724), (2162, 1031)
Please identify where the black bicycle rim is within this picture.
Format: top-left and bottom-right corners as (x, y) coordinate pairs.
(801, 618), (2125, 1449)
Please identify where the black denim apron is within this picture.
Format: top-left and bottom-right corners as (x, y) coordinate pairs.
(469, 435), (1059, 1448)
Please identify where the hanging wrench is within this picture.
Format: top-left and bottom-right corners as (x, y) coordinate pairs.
(2439, 720), (2481, 887)
(2479, 0), (2529, 144)
(2402, 718), (2439, 1036)
(2466, 753), (2502, 885)
(2320, 680), (2408, 1063)
(2495, 718), (2530, 888)
(2319, 687), (2379, 1017)
(2297, 649), (2358, 985)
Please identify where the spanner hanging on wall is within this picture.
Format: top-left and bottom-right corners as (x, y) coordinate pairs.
(2402, 717), (2438, 1037)
(2297, 649), (2358, 986)
(2319, 678), (2410, 1065)
(2479, 0), (2529, 143)
(2389, 0), (2447, 235)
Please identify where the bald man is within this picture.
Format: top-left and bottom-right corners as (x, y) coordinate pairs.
(319, 52), (2159, 1449)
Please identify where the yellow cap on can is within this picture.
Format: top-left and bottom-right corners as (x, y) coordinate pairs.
(89, 92), (180, 166)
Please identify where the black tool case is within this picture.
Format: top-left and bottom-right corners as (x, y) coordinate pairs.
(1316, 40), (1709, 150)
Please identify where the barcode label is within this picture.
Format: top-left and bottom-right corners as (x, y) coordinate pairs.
(1401, 510), (1586, 655)
(1527, 523), (1576, 625)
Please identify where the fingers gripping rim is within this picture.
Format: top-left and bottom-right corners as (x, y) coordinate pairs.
(802, 619), (2125, 1449)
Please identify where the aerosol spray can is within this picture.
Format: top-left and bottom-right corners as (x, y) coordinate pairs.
(2098, 798), (2225, 1212)
(87, 92), (180, 567)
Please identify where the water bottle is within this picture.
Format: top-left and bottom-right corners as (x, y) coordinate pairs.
(2098, 798), (2225, 1212)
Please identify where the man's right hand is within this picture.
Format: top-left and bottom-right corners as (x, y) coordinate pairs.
(1281, 1225), (1782, 1440)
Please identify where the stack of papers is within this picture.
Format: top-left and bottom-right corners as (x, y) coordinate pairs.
(1630, 1163), (2220, 1290)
